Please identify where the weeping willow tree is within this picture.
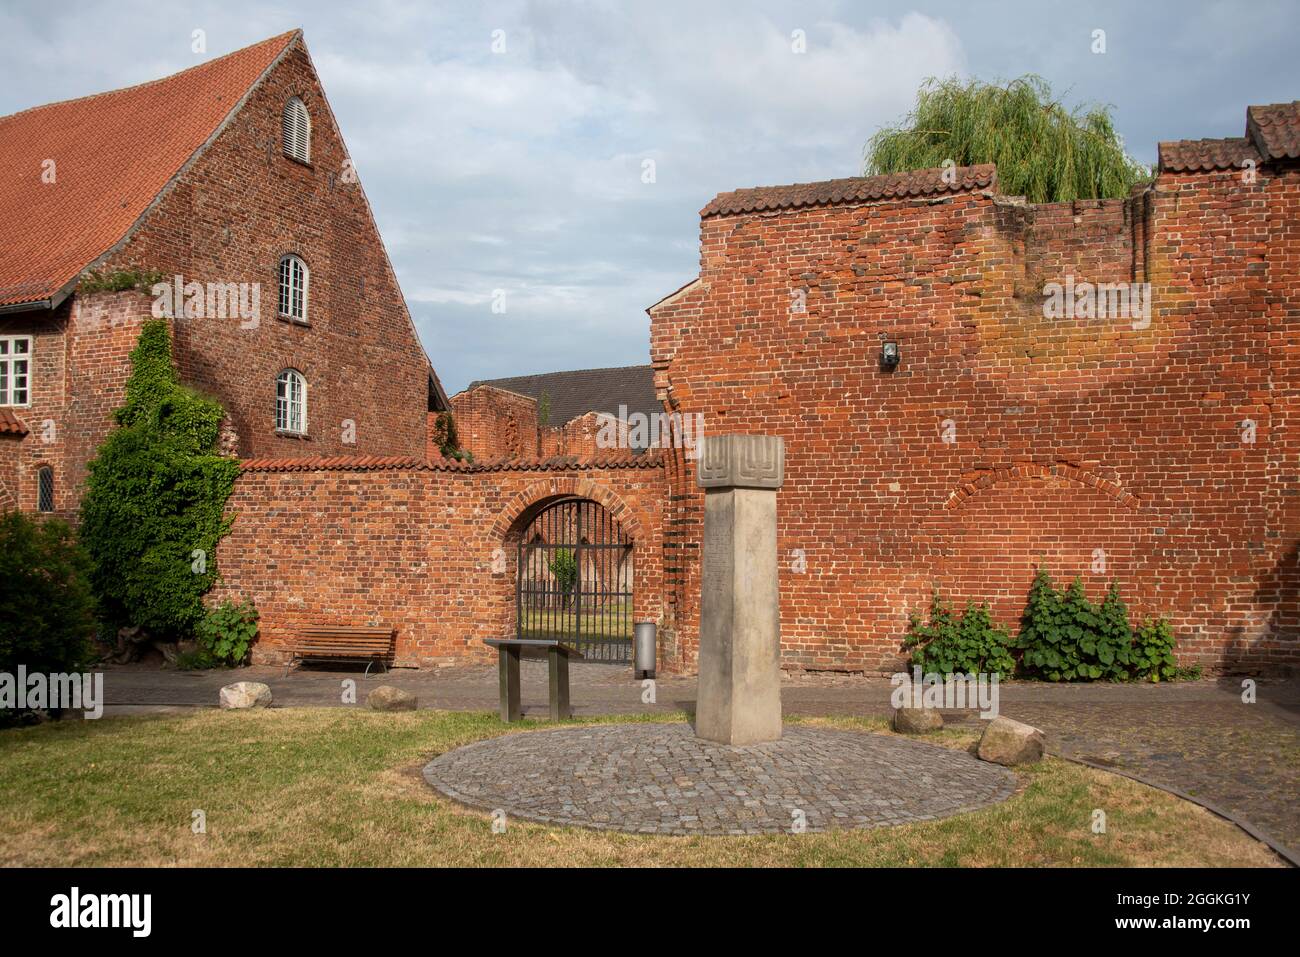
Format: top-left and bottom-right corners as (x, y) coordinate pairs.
(864, 76), (1151, 203)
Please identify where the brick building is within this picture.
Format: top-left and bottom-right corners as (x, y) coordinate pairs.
(0, 30), (446, 519)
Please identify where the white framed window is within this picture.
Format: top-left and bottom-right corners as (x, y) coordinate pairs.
(278, 255), (309, 322)
(276, 369), (307, 435)
(0, 336), (32, 406)
(282, 96), (311, 163)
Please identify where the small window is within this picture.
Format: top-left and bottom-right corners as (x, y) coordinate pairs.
(276, 369), (307, 435)
(282, 96), (311, 163)
(0, 336), (32, 406)
(37, 466), (53, 513)
(278, 255), (309, 322)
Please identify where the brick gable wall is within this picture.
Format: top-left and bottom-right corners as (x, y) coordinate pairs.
(96, 38), (431, 463)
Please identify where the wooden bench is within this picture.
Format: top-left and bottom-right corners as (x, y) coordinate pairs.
(485, 639), (584, 722)
(286, 626), (395, 677)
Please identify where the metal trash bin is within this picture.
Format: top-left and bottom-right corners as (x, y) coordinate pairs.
(634, 621), (657, 679)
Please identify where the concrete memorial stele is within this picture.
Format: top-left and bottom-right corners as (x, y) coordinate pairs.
(695, 434), (785, 744)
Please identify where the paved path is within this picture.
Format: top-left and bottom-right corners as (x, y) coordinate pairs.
(424, 722), (1017, 835)
(97, 663), (1300, 858)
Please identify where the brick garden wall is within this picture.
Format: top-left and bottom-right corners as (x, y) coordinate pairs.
(213, 456), (666, 667)
(650, 163), (1300, 674)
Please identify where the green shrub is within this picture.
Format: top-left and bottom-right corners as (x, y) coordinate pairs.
(79, 320), (240, 639)
(195, 600), (259, 666)
(549, 548), (578, 604)
(0, 511), (97, 678)
(1132, 617), (1178, 683)
(1016, 568), (1182, 682)
(904, 591), (1015, 677)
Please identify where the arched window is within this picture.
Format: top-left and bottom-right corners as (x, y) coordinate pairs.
(37, 466), (53, 512)
(282, 96), (311, 162)
(278, 255), (308, 322)
(276, 369), (307, 435)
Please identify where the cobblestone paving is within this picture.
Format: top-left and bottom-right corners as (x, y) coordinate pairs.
(423, 723), (1017, 835)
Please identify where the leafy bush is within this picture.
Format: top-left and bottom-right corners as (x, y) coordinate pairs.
(195, 600), (259, 666)
(904, 591), (1015, 677)
(1131, 617), (1178, 683)
(1016, 568), (1181, 682)
(0, 511), (97, 677)
(549, 548), (578, 604)
(79, 320), (240, 640)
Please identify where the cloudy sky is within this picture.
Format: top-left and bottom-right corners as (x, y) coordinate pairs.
(1, 1), (1296, 393)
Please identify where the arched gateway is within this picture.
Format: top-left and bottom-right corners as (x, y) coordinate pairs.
(516, 497), (634, 663)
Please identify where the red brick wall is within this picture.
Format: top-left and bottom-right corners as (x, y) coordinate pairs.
(96, 37), (432, 462)
(0, 291), (152, 519)
(651, 164), (1299, 674)
(213, 458), (666, 667)
(449, 386), (539, 459)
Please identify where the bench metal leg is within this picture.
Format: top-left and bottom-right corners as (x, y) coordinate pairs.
(548, 646), (571, 721)
(498, 645), (521, 722)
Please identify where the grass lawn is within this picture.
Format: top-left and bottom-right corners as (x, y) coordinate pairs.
(0, 709), (1282, 867)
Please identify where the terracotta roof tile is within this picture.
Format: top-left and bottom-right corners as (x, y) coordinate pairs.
(700, 164), (997, 218)
(0, 409), (29, 436)
(0, 31), (298, 308)
(238, 451), (663, 474)
(1157, 137), (1261, 172)
(1247, 100), (1300, 161)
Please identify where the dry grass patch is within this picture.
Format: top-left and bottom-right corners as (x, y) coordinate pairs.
(0, 709), (1282, 867)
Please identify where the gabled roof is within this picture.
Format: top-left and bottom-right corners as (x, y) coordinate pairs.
(0, 31), (299, 309)
(701, 164), (997, 218)
(465, 364), (659, 425)
(1158, 100), (1300, 172)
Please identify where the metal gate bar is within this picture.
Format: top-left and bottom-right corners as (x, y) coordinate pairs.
(517, 498), (633, 663)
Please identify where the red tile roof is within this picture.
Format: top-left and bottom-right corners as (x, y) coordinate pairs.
(1157, 137), (1260, 172)
(0, 409), (29, 436)
(238, 451), (663, 473)
(0, 31), (299, 309)
(1159, 100), (1300, 173)
(1247, 101), (1300, 161)
(701, 164), (997, 218)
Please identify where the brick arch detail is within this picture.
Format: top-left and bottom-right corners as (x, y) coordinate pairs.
(489, 477), (647, 542)
(943, 462), (1138, 510)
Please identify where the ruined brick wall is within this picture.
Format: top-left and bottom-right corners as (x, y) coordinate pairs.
(96, 36), (432, 462)
(213, 456), (666, 667)
(449, 385), (539, 459)
(651, 164), (1299, 674)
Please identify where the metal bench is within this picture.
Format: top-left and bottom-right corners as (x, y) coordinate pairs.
(485, 639), (584, 722)
(285, 626), (395, 677)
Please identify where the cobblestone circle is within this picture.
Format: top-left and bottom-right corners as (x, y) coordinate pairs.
(423, 723), (1018, 835)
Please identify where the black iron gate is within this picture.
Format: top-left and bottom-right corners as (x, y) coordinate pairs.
(516, 497), (633, 663)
